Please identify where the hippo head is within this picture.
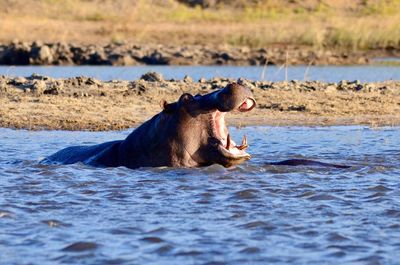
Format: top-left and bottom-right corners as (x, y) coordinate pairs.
(44, 83), (256, 169)
(144, 83), (256, 168)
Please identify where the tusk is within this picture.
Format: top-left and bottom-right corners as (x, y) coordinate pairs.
(226, 134), (231, 150)
(239, 98), (256, 112)
(237, 135), (248, 150)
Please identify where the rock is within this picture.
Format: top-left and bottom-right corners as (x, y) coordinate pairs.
(88, 51), (108, 65)
(177, 0), (217, 8)
(0, 41), (379, 66)
(287, 105), (307, 112)
(140, 72), (164, 82)
(8, 77), (27, 86)
(1, 42), (30, 64)
(28, 73), (51, 81)
(31, 80), (46, 94)
(52, 42), (73, 65)
(142, 50), (170, 65)
(43, 86), (60, 95)
(38, 45), (53, 63)
(0, 79), (7, 92)
(366, 83), (376, 92)
(130, 80), (148, 95)
(337, 80), (348, 90)
(85, 77), (101, 86)
(218, 52), (231, 61)
(259, 103), (282, 110)
(354, 84), (363, 91)
(237, 78), (255, 89)
(183, 75), (193, 83)
(44, 81), (63, 95)
(29, 44), (53, 64)
(109, 54), (136, 65)
(325, 85), (337, 93)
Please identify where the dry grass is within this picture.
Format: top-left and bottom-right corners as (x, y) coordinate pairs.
(1, 0), (400, 50)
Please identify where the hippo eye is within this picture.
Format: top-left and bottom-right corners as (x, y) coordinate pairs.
(179, 93), (194, 105)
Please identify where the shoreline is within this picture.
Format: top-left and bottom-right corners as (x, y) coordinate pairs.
(1, 116), (400, 131)
(1, 41), (398, 66)
(1, 73), (399, 131)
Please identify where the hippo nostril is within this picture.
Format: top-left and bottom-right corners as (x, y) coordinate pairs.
(238, 98), (256, 112)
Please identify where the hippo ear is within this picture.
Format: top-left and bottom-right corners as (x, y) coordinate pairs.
(161, 99), (178, 113)
(179, 93), (194, 105)
(160, 99), (168, 109)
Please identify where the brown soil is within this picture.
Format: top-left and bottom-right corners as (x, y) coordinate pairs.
(1, 73), (399, 131)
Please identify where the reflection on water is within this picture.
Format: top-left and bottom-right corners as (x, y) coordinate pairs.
(0, 65), (399, 82)
(0, 126), (399, 264)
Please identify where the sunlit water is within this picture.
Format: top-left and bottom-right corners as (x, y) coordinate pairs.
(1, 65), (399, 82)
(1, 126), (399, 264)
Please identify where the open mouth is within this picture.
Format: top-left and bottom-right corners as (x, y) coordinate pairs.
(211, 97), (256, 160)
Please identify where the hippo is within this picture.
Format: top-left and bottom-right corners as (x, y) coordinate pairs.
(266, 159), (350, 169)
(43, 83), (257, 169)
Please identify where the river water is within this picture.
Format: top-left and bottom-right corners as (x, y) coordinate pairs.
(1, 126), (399, 264)
(1, 65), (399, 82)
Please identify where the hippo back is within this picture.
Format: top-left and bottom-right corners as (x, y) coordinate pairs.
(42, 140), (122, 166)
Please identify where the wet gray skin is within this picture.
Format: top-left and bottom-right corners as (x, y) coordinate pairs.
(43, 83), (256, 169)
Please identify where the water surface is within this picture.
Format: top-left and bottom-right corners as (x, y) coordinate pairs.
(1, 65), (399, 82)
(0, 126), (399, 264)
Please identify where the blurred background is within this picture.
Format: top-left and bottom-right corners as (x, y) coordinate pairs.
(1, 0), (400, 51)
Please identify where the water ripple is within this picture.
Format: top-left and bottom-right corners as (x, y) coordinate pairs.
(62, 242), (99, 252)
(0, 126), (399, 264)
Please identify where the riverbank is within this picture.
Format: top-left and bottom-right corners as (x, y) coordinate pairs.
(1, 41), (386, 66)
(1, 73), (399, 130)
